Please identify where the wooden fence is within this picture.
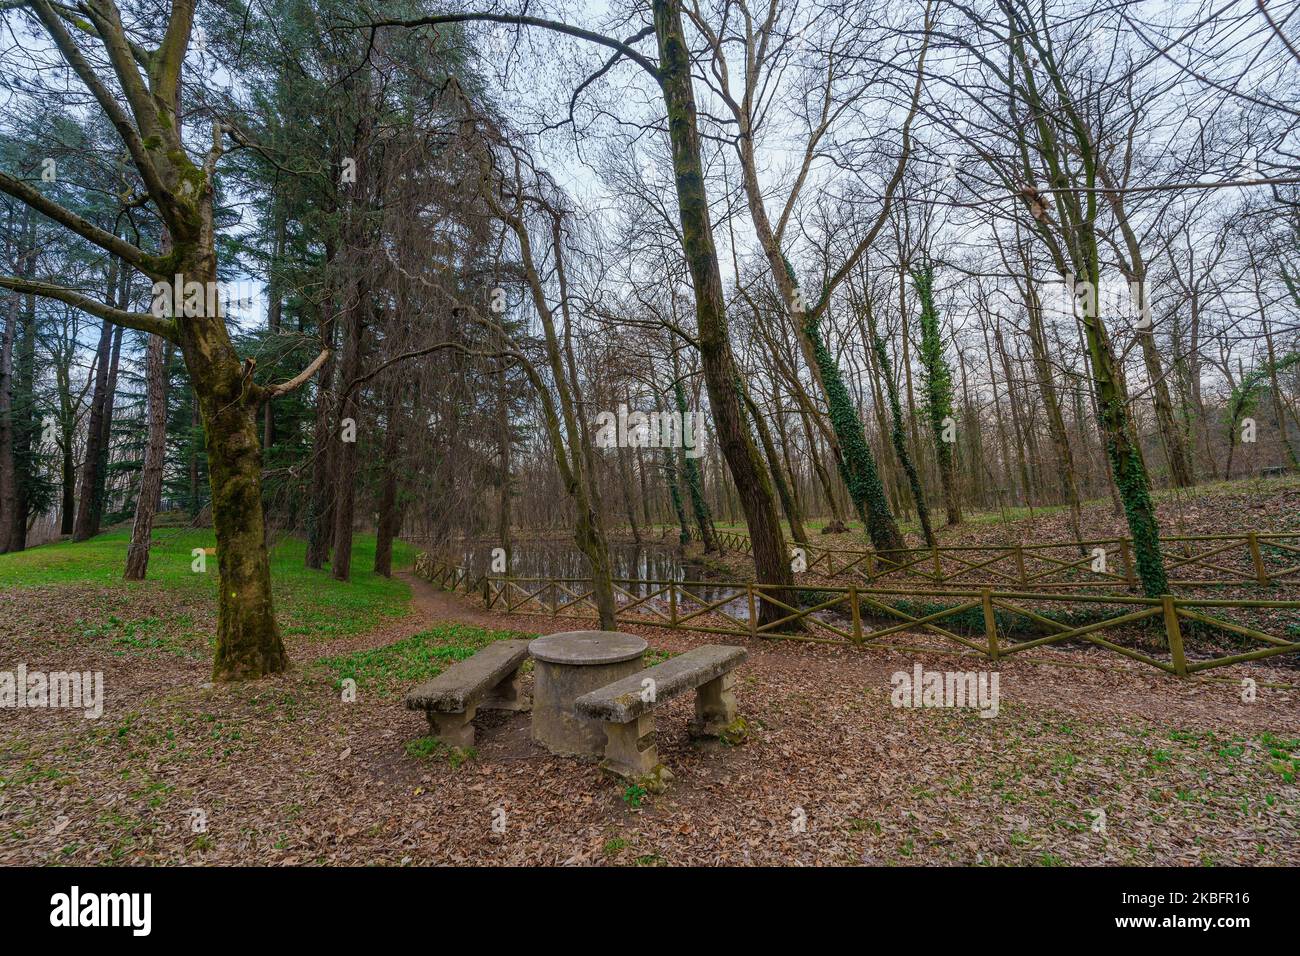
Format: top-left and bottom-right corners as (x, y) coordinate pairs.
(414, 554), (1300, 678)
(713, 529), (1300, 590)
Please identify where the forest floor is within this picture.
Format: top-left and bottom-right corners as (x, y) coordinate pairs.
(710, 473), (1300, 552)
(1, 526), (1298, 865)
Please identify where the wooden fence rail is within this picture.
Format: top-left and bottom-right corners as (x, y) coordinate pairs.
(412, 553), (1300, 678)
(712, 529), (1300, 590)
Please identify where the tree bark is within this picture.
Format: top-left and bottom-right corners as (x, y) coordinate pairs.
(374, 382), (404, 578)
(124, 333), (168, 580)
(0, 213), (29, 553)
(94, 323), (125, 528)
(306, 262), (338, 569)
(868, 312), (934, 546)
(743, 384), (808, 544)
(74, 309), (116, 540)
(330, 276), (367, 582)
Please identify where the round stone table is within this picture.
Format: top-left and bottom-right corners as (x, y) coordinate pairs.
(529, 630), (647, 757)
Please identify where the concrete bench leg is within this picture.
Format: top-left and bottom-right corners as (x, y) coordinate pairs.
(689, 672), (738, 738)
(481, 665), (531, 712)
(599, 714), (658, 780)
(428, 705), (477, 748)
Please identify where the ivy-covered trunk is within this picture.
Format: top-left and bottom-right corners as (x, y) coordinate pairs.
(663, 444), (691, 545)
(804, 312), (906, 554)
(653, 0), (795, 624)
(871, 330), (934, 546)
(912, 268), (961, 526)
(1079, 262), (1168, 597)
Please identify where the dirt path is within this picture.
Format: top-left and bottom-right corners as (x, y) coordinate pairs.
(312, 571), (532, 659)
(398, 571), (508, 628)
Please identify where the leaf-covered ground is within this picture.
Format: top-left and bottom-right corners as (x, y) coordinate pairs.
(740, 474), (1300, 554)
(1, 541), (1296, 866)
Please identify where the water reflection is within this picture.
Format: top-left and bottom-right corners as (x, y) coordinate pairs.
(457, 539), (699, 582)
(455, 539), (752, 618)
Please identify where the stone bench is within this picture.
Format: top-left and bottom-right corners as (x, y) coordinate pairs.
(573, 644), (748, 783)
(405, 639), (532, 747)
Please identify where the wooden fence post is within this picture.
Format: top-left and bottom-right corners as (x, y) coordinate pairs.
(1121, 539), (1136, 587)
(1161, 594), (1187, 677)
(932, 546), (942, 582)
(850, 585), (862, 644)
(1248, 532), (1269, 585)
(747, 584), (757, 638)
(1015, 544), (1027, 587)
(981, 588), (999, 662)
(669, 584), (678, 628)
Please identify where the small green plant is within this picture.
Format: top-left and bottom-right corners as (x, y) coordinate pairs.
(603, 837), (628, 855)
(622, 783), (648, 808)
(404, 736), (476, 769)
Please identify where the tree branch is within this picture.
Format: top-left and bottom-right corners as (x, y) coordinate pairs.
(364, 12), (661, 81)
(255, 348), (331, 403)
(0, 170), (162, 274)
(31, 0), (179, 225)
(0, 274), (178, 340)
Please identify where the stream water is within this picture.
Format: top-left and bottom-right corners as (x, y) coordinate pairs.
(453, 539), (754, 618)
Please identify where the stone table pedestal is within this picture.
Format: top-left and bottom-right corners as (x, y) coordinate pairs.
(528, 630), (647, 757)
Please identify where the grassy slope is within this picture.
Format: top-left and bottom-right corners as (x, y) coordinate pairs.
(319, 621), (534, 695)
(0, 527), (417, 645)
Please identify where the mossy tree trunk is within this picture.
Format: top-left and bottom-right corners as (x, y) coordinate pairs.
(0, 1), (335, 678)
(653, 0), (795, 623)
(176, 250), (290, 678)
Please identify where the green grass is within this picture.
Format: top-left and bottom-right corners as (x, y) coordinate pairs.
(0, 527), (417, 644)
(404, 736), (476, 768)
(317, 621), (535, 693)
